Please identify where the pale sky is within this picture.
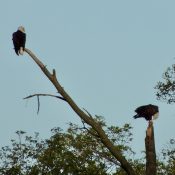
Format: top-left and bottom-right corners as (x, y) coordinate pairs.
(1, 0), (175, 156)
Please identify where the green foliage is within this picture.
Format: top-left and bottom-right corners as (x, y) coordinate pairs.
(0, 117), (174, 174)
(159, 140), (175, 175)
(0, 130), (45, 175)
(155, 64), (175, 103)
(112, 158), (145, 175)
(0, 117), (134, 175)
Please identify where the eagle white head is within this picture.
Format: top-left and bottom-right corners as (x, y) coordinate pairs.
(18, 26), (25, 33)
(152, 112), (159, 120)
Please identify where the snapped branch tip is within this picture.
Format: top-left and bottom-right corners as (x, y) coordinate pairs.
(53, 69), (56, 77)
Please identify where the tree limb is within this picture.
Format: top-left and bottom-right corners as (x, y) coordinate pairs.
(23, 93), (66, 101)
(24, 48), (137, 175)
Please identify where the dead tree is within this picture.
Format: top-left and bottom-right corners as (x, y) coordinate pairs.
(23, 48), (137, 175)
(145, 121), (157, 175)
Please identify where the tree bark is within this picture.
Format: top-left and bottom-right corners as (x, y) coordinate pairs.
(24, 48), (137, 175)
(145, 121), (157, 175)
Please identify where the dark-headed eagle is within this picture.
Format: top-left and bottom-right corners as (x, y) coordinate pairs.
(133, 104), (159, 121)
(12, 26), (26, 55)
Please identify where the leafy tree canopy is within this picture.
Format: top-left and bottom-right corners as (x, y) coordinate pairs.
(0, 116), (174, 175)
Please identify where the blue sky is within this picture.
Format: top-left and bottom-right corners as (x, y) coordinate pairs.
(1, 0), (175, 156)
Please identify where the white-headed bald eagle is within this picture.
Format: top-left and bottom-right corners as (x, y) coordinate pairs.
(12, 26), (26, 55)
(133, 104), (159, 121)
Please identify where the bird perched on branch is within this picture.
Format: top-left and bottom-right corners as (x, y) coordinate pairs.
(133, 104), (159, 121)
(12, 26), (26, 55)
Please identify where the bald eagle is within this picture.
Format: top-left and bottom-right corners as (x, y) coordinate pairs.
(12, 26), (26, 55)
(133, 104), (159, 121)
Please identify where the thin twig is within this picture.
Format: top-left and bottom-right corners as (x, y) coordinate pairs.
(83, 108), (93, 118)
(81, 119), (100, 138)
(37, 95), (40, 114)
(94, 150), (121, 166)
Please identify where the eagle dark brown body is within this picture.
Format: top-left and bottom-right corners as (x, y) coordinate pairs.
(12, 26), (26, 55)
(133, 104), (159, 121)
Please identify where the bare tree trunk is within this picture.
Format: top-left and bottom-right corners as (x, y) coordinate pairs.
(145, 121), (157, 175)
(24, 48), (137, 175)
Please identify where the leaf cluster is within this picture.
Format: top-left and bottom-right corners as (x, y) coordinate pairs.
(155, 64), (175, 103)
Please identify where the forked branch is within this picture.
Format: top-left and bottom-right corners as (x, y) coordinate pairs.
(24, 93), (66, 114)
